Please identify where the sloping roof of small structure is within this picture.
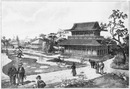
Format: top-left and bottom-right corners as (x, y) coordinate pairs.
(31, 38), (44, 45)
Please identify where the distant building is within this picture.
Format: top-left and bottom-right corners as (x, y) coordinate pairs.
(30, 38), (46, 51)
(59, 22), (108, 58)
(10, 40), (19, 48)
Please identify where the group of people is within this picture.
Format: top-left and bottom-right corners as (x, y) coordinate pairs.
(70, 59), (105, 77)
(89, 59), (105, 74)
(7, 63), (25, 85)
(8, 63), (46, 88)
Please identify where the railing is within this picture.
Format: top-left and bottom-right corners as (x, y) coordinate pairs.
(68, 36), (104, 40)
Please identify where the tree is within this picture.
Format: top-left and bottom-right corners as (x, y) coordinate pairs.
(123, 34), (129, 56)
(56, 29), (68, 44)
(102, 10), (128, 64)
(47, 33), (57, 53)
(16, 36), (20, 46)
(101, 37), (117, 55)
(1, 36), (6, 47)
(1, 36), (11, 54)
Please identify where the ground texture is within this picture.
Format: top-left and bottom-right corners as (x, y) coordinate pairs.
(1, 49), (129, 88)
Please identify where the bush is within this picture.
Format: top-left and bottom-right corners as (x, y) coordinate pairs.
(113, 55), (124, 66)
(111, 55), (129, 70)
(55, 72), (88, 88)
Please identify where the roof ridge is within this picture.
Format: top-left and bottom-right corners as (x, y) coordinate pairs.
(74, 21), (98, 25)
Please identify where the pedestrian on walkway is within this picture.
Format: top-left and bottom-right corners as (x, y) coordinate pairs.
(17, 63), (25, 85)
(89, 59), (96, 68)
(17, 48), (23, 58)
(71, 62), (77, 76)
(95, 62), (100, 74)
(98, 61), (104, 75)
(7, 64), (17, 85)
(35, 75), (46, 88)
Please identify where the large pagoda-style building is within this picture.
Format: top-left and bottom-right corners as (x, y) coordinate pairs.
(59, 22), (108, 58)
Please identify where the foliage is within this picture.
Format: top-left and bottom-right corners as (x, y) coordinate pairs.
(101, 37), (118, 55)
(113, 54), (124, 65)
(111, 55), (129, 70)
(55, 72), (89, 88)
(101, 10), (128, 64)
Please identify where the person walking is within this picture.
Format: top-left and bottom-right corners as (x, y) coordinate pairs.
(17, 63), (25, 85)
(7, 64), (17, 85)
(71, 62), (77, 76)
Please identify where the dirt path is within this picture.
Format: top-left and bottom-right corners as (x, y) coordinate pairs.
(104, 56), (129, 77)
(18, 65), (101, 88)
(2, 50), (129, 88)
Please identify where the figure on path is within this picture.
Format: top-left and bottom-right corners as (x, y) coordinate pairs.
(17, 49), (23, 58)
(7, 64), (17, 85)
(35, 75), (46, 88)
(95, 62), (100, 74)
(98, 61), (105, 75)
(17, 63), (25, 85)
(89, 59), (96, 68)
(71, 62), (77, 76)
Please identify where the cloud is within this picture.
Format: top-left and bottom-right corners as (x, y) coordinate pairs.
(2, 2), (129, 39)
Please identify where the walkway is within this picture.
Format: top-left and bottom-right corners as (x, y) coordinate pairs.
(19, 65), (101, 88)
(2, 50), (129, 88)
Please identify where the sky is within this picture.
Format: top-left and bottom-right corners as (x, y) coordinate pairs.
(2, 1), (129, 40)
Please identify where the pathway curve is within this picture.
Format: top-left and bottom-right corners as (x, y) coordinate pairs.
(2, 50), (129, 88)
(19, 65), (101, 88)
(1, 53), (11, 80)
(104, 56), (129, 77)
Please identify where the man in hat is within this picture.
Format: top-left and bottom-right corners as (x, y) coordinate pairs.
(7, 64), (17, 85)
(17, 63), (25, 85)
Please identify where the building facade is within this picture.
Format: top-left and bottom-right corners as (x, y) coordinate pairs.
(29, 38), (46, 51)
(59, 22), (108, 58)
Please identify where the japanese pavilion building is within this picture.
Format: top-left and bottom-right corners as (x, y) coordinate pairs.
(59, 22), (108, 58)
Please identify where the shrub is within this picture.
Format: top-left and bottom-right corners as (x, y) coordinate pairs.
(55, 72), (88, 88)
(111, 55), (129, 70)
(113, 55), (124, 66)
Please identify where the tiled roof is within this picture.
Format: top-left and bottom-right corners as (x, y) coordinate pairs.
(70, 22), (101, 31)
(59, 39), (101, 46)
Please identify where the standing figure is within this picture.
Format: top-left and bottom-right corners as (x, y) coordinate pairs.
(17, 48), (23, 58)
(71, 62), (77, 76)
(95, 62), (100, 74)
(7, 64), (17, 85)
(89, 59), (96, 68)
(18, 63), (25, 85)
(35, 75), (46, 88)
(98, 61), (104, 75)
